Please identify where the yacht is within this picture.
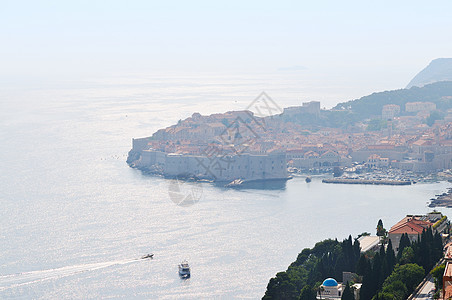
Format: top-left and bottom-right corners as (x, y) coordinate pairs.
(178, 260), (190, 277)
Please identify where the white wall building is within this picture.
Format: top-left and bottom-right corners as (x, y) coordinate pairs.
(382, 104), (400, 120)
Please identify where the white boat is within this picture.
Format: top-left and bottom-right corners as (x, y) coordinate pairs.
(178, 260), (190, 277)
(225, 179), (243, 187)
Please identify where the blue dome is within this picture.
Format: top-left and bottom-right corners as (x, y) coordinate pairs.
(322, 278), (338, 287)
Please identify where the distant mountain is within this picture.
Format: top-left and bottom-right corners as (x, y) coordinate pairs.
(407, 58), (452, 88)
(333, 81), (452, 119)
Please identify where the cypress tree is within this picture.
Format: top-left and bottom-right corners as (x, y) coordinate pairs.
(341, 281), (355, 300)
(379, 243), (386, 260)
(433, 232), (443, 262)
(360, 259), (374, 300)
(372, 252), (384, 292)
(334, 253), (347, 279)
(377, 219), (385, 236)
(356, 254), (368, 276)
(397, 233), (411, 260)
(386, 239), (396, 272)
(353, 239), (361, 266)
(419, 229), (431, 272)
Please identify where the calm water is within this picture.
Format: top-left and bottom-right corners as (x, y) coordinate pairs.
(0, 74), (450, 299)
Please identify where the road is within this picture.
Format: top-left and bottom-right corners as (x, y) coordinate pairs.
(412, 276), (435, 300)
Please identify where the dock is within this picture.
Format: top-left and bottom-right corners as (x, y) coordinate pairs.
(322, 178), (412, 185)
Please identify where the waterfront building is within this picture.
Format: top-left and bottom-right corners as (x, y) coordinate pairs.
(365, 154), (389, 169)
(134, 148), (287, 182)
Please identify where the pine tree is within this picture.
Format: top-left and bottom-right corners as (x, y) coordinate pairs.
(299, 284), (316, 300)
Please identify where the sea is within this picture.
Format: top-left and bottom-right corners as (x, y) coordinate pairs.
(0, 72), (450, 299)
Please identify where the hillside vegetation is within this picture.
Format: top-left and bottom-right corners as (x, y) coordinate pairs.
(332, 81), (452, 120)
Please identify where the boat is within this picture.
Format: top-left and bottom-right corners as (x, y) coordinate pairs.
(225, 179), (243, 187)
(178, 260), (190, 277)
(305, 177), (311, 183)
(141, 253), (154, 259)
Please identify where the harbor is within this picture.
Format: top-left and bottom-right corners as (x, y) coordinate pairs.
(322, 178), (412, 185)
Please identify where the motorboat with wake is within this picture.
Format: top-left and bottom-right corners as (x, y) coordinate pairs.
(141, 253), (154, 259)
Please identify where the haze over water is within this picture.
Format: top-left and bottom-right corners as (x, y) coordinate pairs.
(0, 74), (450, 299)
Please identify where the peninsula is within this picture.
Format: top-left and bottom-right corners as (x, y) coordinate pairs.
(127, 78), (452, 184)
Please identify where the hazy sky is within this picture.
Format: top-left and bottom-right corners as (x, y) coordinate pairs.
(2, 0), (452, 91)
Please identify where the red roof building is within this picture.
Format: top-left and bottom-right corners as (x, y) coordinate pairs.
(388, 216), (432, 252)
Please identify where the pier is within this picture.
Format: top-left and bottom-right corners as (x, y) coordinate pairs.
(322, 178), (412, 185)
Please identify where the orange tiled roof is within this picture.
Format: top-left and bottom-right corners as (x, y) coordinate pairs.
(388, 216), (431, 235)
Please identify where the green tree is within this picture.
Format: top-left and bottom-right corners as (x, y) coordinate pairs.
(371, 253), (384, 292)
(385, 239), (396, 272)
(432, 232), (443, 265)
(367, 119), (387, 131)
(263, 272), (299, 300)
(431, 264), (445, 290)
(418, 229), (432, 272)
(360, 259), (374, 300)
(382, 263), (424, 295)
(299, 285), (316, 300)
(341, 282), (355, 300)
(356, 255), (368, 276)
(372, 291), (397, 300)
(426, 110), (445, 126)
(399, 246), (415, 265)
(397, 233), (411, 260)
(376, 219), (386, 237)
(353, 239), (361, 265)
(381, 280), (407, 299)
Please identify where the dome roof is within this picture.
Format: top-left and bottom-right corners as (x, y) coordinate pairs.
(322, 278), (338, 287)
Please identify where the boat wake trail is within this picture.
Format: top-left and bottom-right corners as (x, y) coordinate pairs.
(0, 257), (143, 291)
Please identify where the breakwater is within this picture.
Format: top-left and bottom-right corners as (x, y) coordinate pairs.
(322, 178), (412, 185)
